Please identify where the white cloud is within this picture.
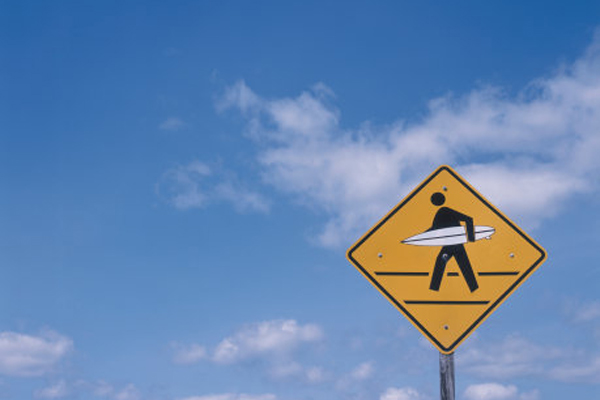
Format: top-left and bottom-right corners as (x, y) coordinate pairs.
(268, 362), (327, 383)
(548, 355), (600, 383)
(217, 80), (261, 115)
(460, 163), (585, 228)
(213, 181), (271, 213)
(114, 384), (141, 400)
(158, 160), (211, 209)
(305, 366), (327, 383)
(463, 383), (538, 400)
(335, 361), (375, 392)
(90, 381), (115, 397)
(350, 361), (374, 380)
(34, 380), (69, 399)
(458, 334), (564, 379)
(159, 117), (186, 131)
(170, 319), (329, 384)
(212, 319), (322, 364)
(157, 160), (270, 213)
(460, 333), (600, 384)
(464, 383), (518, 400)
(0, 330), (73, 377)
(379, 387), (428, 400)
(179, 394), (276, 400)
(170, 342), (207, 365)
(563, 299), (600, 323)
(576, 301), (600, 322)
(218, 33), (600, 247)
(519, 390), (540, 400)
(267, 361), (303, 378)
(171, 320), (324, 384)
(51, 380), (141, 400)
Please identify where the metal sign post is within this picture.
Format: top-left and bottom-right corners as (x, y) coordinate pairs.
(439, 352), (455, 400)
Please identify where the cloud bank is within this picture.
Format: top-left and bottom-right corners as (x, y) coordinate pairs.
(216, 34), (600, 247)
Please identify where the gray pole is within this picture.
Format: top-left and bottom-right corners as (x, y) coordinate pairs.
(439, 352), (455, 400)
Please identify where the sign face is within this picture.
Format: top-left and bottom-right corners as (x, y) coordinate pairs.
(346, 165), (547, 354)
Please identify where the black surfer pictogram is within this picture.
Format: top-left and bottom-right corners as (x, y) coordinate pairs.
(401, 192), (496, 292)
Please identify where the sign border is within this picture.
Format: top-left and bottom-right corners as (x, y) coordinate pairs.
(346, 165), (547, 354)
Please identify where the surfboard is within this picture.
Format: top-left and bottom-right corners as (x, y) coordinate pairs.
(402, 225), (495, 246)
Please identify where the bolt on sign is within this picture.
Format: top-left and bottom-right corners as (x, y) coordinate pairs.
(346, 165), (547, 354)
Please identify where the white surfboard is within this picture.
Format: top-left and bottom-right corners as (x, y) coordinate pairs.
(402, 225), (495, 246)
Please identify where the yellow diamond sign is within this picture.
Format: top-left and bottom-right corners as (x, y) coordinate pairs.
(346, 165), (547, 354)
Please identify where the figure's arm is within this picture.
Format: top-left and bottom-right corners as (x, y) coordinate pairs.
(452, 210), (475, 242)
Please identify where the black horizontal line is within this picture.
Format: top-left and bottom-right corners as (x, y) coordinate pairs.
(375, 272), (429, 276)
(404, 300), (490, 305)
(478, 272), (519, 276)
(375, 271), (519, 277)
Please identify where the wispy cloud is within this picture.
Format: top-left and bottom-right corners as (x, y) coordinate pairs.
(113, 384), (141, 400)
(335, 361), (375, 392)
(268, 362), (328, 383)
(179, 394), (276, 400)
(459, 333), (600, 384)
(34, 380), (69, 399)
(171, 319), (323, 369)
(548, 356), (600, 384)
(379, 386), (429, 400)
(159, 117), (186, 131)
(562, 298), (600, 323)
(0, 330), (73, 377)
(157, 160), (270, 213)
(89, 381), (115, 397)
(463, 383), (539, 400)
(459, 334), (564, 379)
(350, 361), (374, 380)
(218, 33), (600, 247)
(170, 342), (207, 365)
(213, 320), (321, 364)
(211, 319), (322, 364)
(37, 380), (142, 400)
(171, 319), (324, 385)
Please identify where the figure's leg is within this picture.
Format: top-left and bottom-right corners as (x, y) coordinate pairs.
(454, 246), (479, 292)
(430, 248), (450, 291)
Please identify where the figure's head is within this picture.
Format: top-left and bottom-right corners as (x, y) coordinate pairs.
(431, 192), (445, 206)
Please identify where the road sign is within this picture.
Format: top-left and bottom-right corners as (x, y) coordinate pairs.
(346, 165), (547, 354)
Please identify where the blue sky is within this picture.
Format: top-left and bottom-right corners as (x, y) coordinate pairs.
(1, 1), (600, 399)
